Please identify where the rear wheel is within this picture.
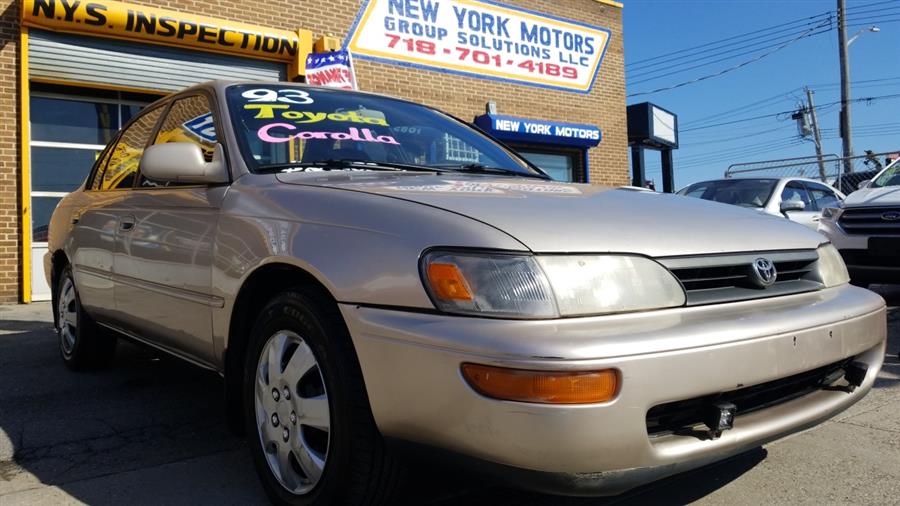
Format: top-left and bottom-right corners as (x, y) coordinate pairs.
(243, 288), (399, 505)
(56, 265), (117, 370)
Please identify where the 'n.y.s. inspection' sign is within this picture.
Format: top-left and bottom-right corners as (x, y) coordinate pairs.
(346, 0), (611, 94)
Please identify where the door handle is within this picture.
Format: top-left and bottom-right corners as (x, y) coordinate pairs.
(812, 215), (821, 222)
(119, 215), (136, 231)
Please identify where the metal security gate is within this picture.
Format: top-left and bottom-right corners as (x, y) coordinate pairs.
(28, 29), (287, 92)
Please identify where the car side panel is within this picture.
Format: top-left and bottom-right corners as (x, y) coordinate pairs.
(50, 189), (128, 321)
(209, 176), (530, 366)
(111, 186), (225, 364)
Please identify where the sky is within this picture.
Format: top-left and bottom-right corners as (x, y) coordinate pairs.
(621, 0), (900, 189)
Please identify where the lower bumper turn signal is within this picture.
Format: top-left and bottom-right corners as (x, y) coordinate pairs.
(461, 363), (619, 404)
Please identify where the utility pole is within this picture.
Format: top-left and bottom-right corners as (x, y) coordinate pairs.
(805, 88), (827, 182)
(837, 0), (854, 173)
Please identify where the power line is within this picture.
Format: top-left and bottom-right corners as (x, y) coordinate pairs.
(847, 0), (900, 11)
(677, 137), (803, 163)
(627, 20), (832, 98)
(680, 91), (796, 127)
(683, 125), (795, 146)
(680, 93), (900, 132)
(681, 111), (793, 132)
(848, 16), (900, 28)
(626, 12), (833, 68)
(843, 4), (900, 19)
(807, 76), (900, 88)
(677, 139), (807, 170)
(627, 16), (833, 75)
(628, 26), (833, 84)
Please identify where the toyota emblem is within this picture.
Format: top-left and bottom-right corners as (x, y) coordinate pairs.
(881, 211), (900, 221)
(750, 258), (777, 288)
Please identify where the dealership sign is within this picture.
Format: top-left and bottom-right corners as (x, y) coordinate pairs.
(306, 50), (358, 90)
(346, 0), (611, 93)
(474, 113), (601, 147)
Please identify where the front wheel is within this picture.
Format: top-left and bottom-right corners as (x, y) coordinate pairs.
(56, 265), (116, 370)
(243, 288), (399, 505)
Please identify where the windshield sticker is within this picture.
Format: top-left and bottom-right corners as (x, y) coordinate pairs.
(241, 88), (314, 104)
(257, 123), (400, 145)
(382, 181), (581, 194)
(182, 113), (217, 143)
(244, 104), (389, 126)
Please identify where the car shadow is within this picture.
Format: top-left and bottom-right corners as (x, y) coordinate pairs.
(404, 447), (767, 505)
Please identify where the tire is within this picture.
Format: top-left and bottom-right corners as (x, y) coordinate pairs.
(243, 288), (399, 506)
(56, 265), (117, 370)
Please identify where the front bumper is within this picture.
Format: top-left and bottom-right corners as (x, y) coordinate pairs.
(340, 284), (886, 495)
(818, 219), (900, 283)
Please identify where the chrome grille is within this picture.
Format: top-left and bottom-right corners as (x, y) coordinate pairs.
(658, 250), (822, 306)
(838, 207), (900, 236)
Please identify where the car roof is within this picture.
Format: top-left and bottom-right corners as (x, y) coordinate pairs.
(687, 177), (840, 187)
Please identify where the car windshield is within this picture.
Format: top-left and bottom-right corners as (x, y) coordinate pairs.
(677, 179), (777, 208)
(870, 160), (900, 188)
(226, 85), (543, 177)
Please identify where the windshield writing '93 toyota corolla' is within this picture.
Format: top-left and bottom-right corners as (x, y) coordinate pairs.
(228, 85), (547, 178)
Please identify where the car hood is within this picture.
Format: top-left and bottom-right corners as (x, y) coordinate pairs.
(843, 185), (900, 207)
(276, 173), (826, 256)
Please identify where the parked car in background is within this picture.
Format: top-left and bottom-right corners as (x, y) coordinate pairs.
(819, 158), (900, 286)
(46, 82), (885, 505)
(677, 177), (845, 230)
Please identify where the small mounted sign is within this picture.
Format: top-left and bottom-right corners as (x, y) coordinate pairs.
(474, 113), (601, 148)
(305, 50), (358, 90)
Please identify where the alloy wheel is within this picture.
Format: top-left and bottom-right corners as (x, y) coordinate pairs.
(254, 330), (330, 495)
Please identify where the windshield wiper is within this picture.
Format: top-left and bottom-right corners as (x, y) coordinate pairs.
(435, 163), (550, 179)
(257, 159), (447, 174)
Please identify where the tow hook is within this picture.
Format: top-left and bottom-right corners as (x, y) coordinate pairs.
(703, 401), (737, 440)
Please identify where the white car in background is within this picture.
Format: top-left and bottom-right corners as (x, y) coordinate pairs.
(677, 177), (845, 230)
(819, 158), (900, 286)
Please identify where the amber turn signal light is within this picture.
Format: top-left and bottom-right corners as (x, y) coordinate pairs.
(461, 364), (618, 404)
(426, 262), (473, 301)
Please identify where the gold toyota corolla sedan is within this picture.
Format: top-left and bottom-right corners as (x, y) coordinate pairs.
(45, 81), (886, 505)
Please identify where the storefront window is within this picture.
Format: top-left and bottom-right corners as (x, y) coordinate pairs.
(517, 151), (575, 182)
(31, 146), (104, 192)
(31, 96), (120, 145)
(31, 196), (63, 243)
(29, 85), (161, 242)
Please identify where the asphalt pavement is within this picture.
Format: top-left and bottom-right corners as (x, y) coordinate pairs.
(1, 288), (899, 505)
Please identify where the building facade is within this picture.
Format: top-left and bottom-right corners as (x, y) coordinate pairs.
(0, 0), (626, 303)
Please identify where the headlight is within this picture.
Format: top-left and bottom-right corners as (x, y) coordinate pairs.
(821, 206), (844, 221)
(817, 243), (850, 287)
(421, 250), (686, 318)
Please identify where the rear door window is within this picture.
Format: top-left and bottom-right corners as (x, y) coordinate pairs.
(805, 182), (841, 210)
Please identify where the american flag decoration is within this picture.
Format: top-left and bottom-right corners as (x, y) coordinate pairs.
(305, 49), (358, 90)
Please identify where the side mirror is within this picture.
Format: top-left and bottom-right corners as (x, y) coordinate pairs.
(780, 200), (805, 215)
(140, 142), (228, 184)
(857, 179), (871, 190)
